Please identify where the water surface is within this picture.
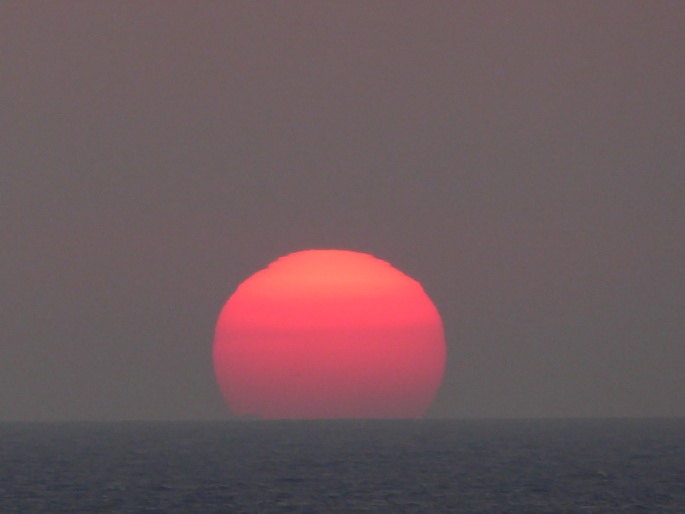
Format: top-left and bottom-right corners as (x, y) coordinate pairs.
(1, 419), (683, 512)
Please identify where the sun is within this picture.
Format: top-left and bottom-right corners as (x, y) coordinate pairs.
(213, 249), (446, 419)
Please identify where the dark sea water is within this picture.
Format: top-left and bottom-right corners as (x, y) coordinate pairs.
(1, 419), (684, 513)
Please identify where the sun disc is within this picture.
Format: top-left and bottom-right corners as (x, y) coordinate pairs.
(213, 249), (446, 419)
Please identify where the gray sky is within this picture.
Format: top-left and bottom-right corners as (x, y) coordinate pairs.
(2, 1), (684, 421)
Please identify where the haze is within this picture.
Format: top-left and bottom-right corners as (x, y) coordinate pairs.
(1, 2), (683, 421)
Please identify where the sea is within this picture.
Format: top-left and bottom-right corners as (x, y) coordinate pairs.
(1, 418), (683, 513)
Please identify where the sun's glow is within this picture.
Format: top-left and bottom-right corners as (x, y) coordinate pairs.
(214, 249), (446, 419)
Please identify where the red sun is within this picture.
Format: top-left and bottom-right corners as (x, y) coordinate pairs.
(213, 249), (446, 419)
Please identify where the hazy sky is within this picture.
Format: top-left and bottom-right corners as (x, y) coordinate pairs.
(2, 1), (684, 421)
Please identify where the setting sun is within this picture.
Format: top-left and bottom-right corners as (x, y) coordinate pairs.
(213, 250), (446, 419)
